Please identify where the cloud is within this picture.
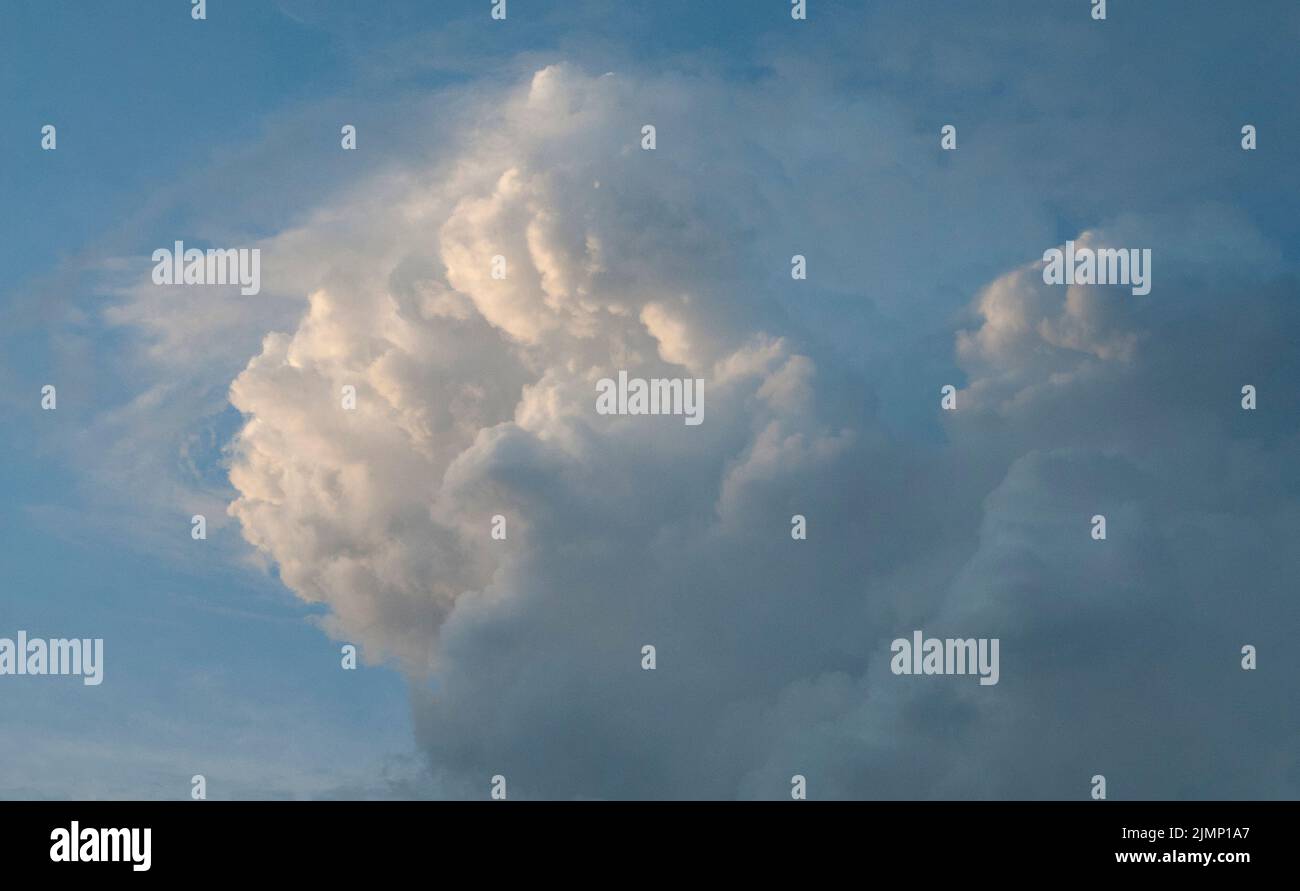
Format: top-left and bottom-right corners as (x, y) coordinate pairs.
(225, 65), (853, 669)
(108, 59), (1300, 798)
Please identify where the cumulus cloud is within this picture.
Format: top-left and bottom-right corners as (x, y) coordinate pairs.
(212, 63), (1300, 799)
(224, 65), (838, 668)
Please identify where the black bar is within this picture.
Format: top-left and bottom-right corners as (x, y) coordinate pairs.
(1, 801), (1287, 877)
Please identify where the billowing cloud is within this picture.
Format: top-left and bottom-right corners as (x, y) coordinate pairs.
(217, 64), (1298, 799)
(226, 65), (848, 671)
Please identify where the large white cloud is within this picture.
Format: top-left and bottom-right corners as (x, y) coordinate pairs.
(225, 65), (848, 672)
(215, 63), (1300, 799)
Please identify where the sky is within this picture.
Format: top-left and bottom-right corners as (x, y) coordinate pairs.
(1, 0), (1297, 799)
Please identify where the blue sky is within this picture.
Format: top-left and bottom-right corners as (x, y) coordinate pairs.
(2, 1), (1298, 799)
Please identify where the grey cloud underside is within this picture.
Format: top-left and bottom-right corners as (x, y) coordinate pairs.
(215, 62), (1298, 799)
